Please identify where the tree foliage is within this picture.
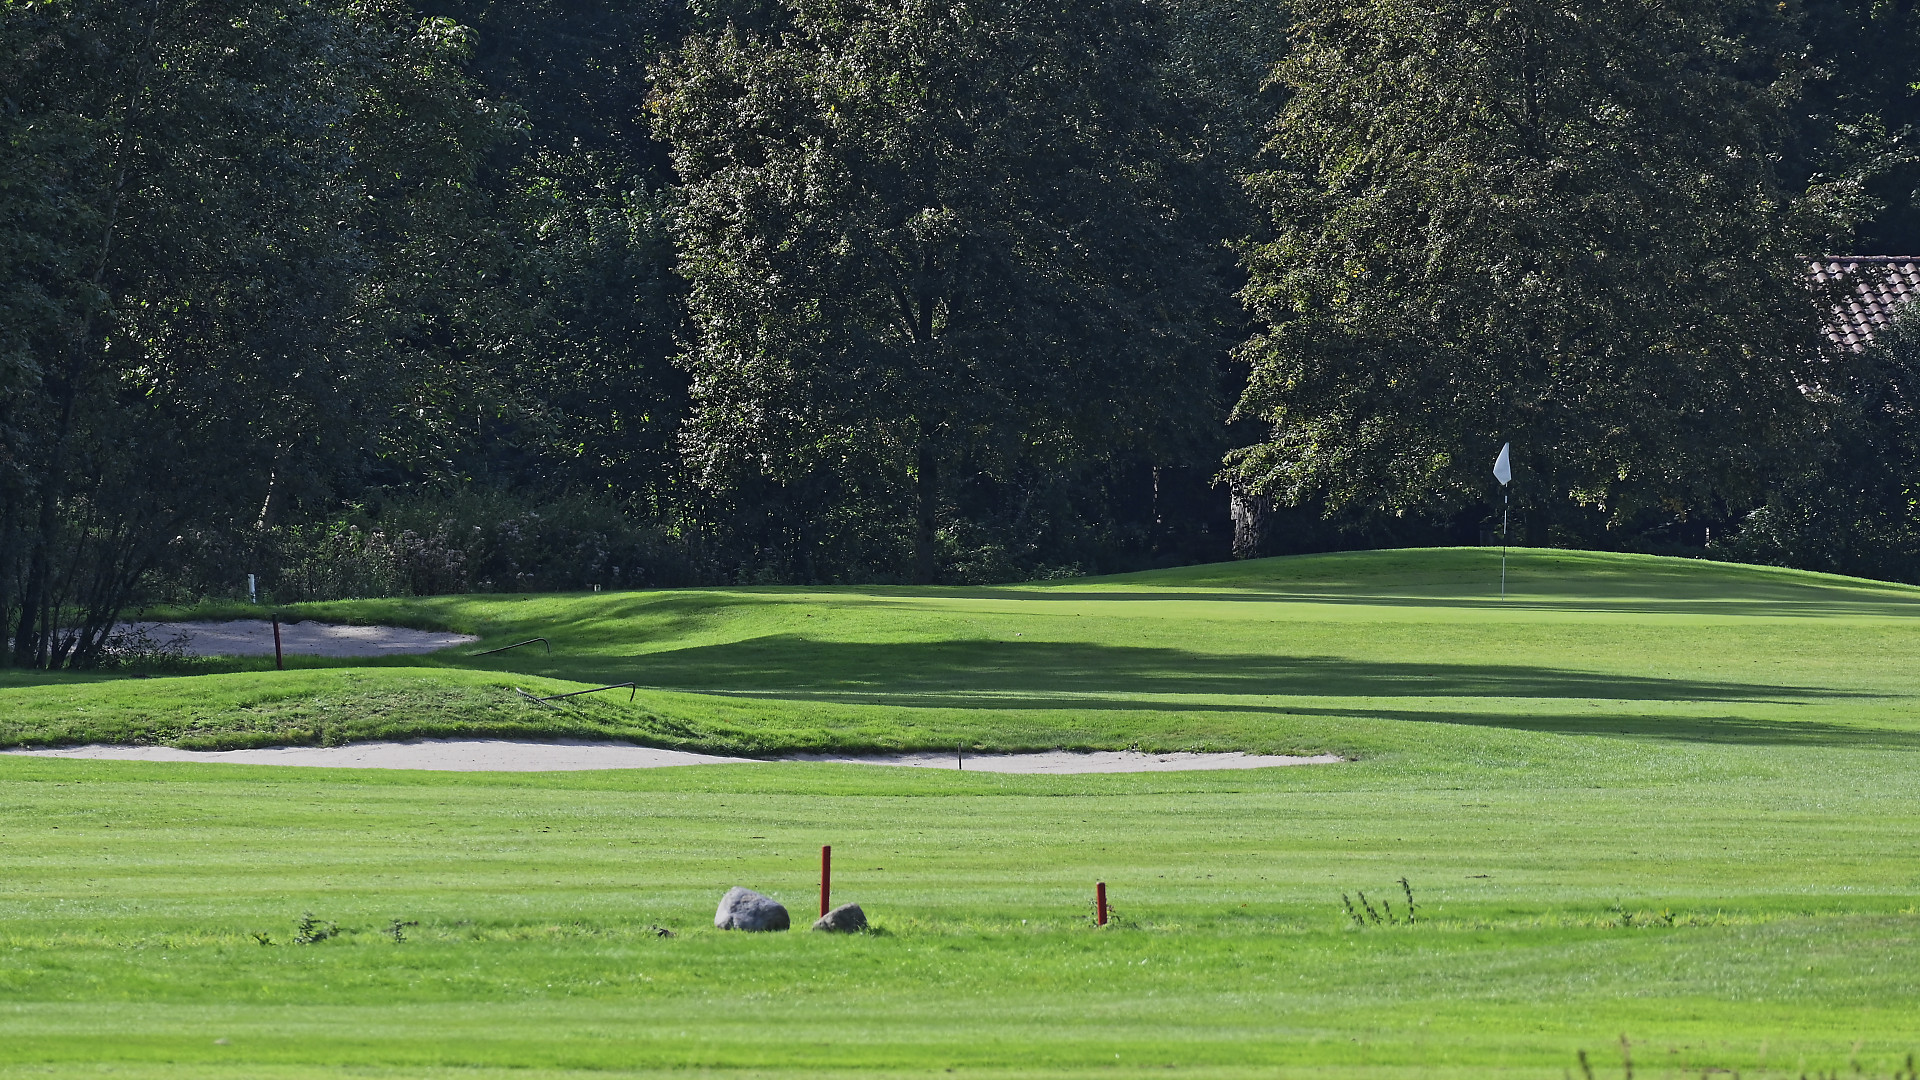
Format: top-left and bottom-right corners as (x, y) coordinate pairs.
(1229, 0), (1853, 544)
(651, 0), (1233, 582)
(1796, 0), (1920, 255)
(0, 0), (499, 666)
(389, 0), (694, 518)
(1717, 303), (1920, 581)
(469, 153), (687, 507)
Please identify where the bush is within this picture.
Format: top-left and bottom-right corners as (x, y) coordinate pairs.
(270, 523), (412, 602)
(258, 489), (695, 601)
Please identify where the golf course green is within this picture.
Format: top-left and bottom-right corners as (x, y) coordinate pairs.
(2, 547), (1918, 1077)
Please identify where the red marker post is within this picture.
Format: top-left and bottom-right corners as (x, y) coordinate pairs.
(1095, 881), (1108, 926)
(272, 614), (284, 671)
(820, 845), (832, 917)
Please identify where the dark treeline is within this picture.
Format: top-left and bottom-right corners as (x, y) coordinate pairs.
(2, 0), (1917, 666)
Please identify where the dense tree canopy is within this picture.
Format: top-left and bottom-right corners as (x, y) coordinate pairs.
(1718, 301), (1920, 582)
(1797, 0), (1920, 255)
(0, 0), (498, 665)
(3, 0), (1920, 663)
(651, 0), (1233, 582)
(1228, 0), (1852, 545)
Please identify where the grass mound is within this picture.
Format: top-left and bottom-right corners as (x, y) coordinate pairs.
(0, 669), (730, 752)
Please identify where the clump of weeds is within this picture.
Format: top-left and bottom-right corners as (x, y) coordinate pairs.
(1089, 898), (1137, 930)
(293, 913), (338, 945)
(1573, 1042), (1919, 1079)
(1342, 878), (1417, 928)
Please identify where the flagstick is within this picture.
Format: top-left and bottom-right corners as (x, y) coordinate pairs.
(1492, 441), (1513, 601)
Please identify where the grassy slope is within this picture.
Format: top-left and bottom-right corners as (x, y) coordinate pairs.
(10, 546), (1920, 756)
(2, 549), (1918, 1077)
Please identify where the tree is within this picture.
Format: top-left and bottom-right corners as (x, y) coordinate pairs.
(1794, 0), (1920, 255)
(381, 0), (695, 520)
(650, 0), (1231, 583)
(1718, 302), (1920, 581)
(415, 0), (688, 167)
(1228, 0), (1853, 546)
(0, 0), (498, 666)
(470, 152), (688, 506)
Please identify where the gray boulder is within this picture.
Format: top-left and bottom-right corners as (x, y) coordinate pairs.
(812, 903), (867, 933)
(714, 887), (789, 931)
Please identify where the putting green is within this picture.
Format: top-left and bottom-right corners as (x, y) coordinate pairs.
(2, 548), (1918, 1077)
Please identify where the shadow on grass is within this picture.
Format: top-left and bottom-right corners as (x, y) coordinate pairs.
(1290, 704), (1917, 749)
(922, 589), (1920, 619)
(586, 637), (1915, 750)
(685, 579), (1920, 619)
(676, 690), (1917, 750)
(597, 580), (1920, 619)
(602, 636), (1856, 703)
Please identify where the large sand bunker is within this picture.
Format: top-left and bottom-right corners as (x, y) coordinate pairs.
(119, 620), (477, 657)
(5, 740), (1341, 774)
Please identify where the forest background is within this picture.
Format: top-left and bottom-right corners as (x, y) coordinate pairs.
(1, 0), (1918, 668)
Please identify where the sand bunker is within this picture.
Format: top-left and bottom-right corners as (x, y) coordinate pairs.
(119, 620), (477, 657)
(5, 740), (1341, 774)
(787, 749), (1344, 774)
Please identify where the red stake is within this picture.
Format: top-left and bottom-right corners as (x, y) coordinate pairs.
(272, 614), (284, 671)
(820, 845), (832, 917)
(1096, 881), (1108, 926)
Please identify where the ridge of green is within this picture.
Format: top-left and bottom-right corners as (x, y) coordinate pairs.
(9, 547), (1920, 755)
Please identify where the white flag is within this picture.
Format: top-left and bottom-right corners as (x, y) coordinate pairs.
(1493, 443), (1512, 486)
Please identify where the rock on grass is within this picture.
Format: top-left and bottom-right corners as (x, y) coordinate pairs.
(714, 887), (789, 931)
(812, 903), (867, 933)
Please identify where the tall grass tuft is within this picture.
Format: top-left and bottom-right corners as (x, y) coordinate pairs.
(1340, 881), (1420, 928)
(1356, 891), (1383, 925)
(1340, 893), (1364, 929)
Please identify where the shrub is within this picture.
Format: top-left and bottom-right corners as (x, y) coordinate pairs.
(258, 489), (695, 600)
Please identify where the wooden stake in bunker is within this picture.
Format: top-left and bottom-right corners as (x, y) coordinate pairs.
(1095, 881), (1108, 925)
(272, 614), (284, 671)
(820, 845), (832, 917)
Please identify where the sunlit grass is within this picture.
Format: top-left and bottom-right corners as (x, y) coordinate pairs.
(11, 546), (1920, 757)
(5, 548), (1920, 1075)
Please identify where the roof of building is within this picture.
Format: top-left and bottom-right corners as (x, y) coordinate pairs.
(1812, 256), (1920, 351)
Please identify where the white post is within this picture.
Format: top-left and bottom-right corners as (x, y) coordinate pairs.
(1500, 495), (1508, 601)
(1492, 442), (1513, 601)
(248, 574), (257, 604)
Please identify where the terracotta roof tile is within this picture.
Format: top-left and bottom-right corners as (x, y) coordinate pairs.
(1812, 257), (1920, 351)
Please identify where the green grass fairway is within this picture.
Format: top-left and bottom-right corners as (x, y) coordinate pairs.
(3, 548), (1920, 1077)
(10, 546), (1920, 758)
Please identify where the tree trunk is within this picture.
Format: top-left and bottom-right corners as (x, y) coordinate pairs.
(0, 495), (15, 666)
(1231, 487), (1270, 560)
(1523, 500), (1549, 547)
(912, 427), (938, 585)
(14, 359), (84, 668)
(12, 19), (159, 668)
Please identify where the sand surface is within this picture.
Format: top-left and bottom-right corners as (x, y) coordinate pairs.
(5, 740), (1341, 774)
(119, 620), (477, 657)
(785, 749), (1345, 774)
